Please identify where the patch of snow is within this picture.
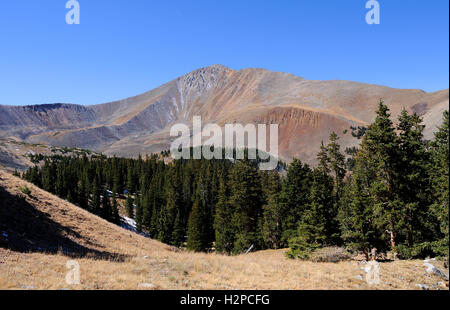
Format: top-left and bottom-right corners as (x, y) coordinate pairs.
(120, 216), (151, 238)
(416, 284), (429, 290)
(122, 216), (136, 229)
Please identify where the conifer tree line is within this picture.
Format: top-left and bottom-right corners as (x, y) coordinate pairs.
(23, 101), (448, 260)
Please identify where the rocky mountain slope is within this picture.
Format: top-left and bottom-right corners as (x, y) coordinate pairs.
(0, 65), (448, 165)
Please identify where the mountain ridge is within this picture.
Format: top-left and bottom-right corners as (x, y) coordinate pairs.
(0, 65), (448, 165)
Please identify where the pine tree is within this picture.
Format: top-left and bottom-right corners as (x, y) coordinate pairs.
(228, 160), (263, 253)
(112, 169), (121, 197)
(338, 140), (381, 260)
(125, 194), (134, 219)
(126, 163), (135, 194)
(326, 132), (346, 198)
(365, 100), (402, 258)
(141, 189), (152, 232)
(111, 195), (120, 224)
(325, 132), (346, 243)
(90, 178), (101, 215)
(101, 188), (112, 221)
(430, 111), (449, 259)
(172, 210), (185, 247)
(279, 159), (313, 245)
(187, 174), (211, 252)
(317, 142), (330, 174)
(135, 195), (143, 232)
(77, 169), (89, 210)
(163, 167), (182, 245)
(396, 109), (431, 251)
(214, 176), (235, 254)
(262, 172), (283, 249)
(158, 203), (171, 243)
(286, 163), (334, 258)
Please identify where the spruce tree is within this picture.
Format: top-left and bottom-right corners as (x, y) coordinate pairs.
(326, 132), (346, 198)
(187, 174), (210, 252)
(317, 142), (330, 174)
(279, 159), (312, 244)
(228, 160), (263, 253)
(430, 111), (449, 259)
(172, 210), (185, 247)
(286, 158), (334, 258)
(101, 188), (112, 221)
(338, 140), (380, 260)
(90, 178), (101, 215)
(262, 172), (283, 249)
(135, 195), (143, 232)
(126, 163), (134, 194)
(396, 109), (431, 251)
(111, 195), (120, 224)
(163, 167), (182, 244)
(125, 194), (134, 219)
(325, 133), (346, 243)
(158, 203), (171, 243)
(141, 189), (152, 232)
(365, 100), (402, 258)
(214, 176), (235, 254)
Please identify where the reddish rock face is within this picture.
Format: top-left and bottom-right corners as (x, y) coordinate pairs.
(0, 65), (448, 165)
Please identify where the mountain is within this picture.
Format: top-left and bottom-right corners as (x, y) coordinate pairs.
(0, 65), (448, 165)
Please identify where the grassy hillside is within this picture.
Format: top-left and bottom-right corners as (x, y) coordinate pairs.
(0, 170), (447, 290)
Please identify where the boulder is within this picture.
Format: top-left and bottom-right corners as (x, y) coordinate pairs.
(423, 263), (449, 281)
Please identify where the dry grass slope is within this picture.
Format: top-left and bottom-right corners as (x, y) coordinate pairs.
(0, 170), (448, 290)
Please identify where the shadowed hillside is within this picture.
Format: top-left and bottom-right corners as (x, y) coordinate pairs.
(0, 186), (127, 261)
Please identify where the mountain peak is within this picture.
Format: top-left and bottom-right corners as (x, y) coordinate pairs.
(180, 65), (233, 95)
(206, 64), (231, 71)
(188, 64), (233, 76)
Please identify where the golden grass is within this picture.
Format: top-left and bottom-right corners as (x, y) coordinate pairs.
(0, 170), (448, 290)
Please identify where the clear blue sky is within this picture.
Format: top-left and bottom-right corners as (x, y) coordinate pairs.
(0, 0), (448, 106)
